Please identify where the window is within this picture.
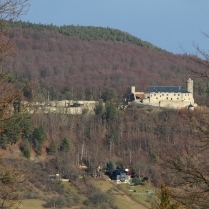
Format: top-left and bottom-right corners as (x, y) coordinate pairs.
(154, 94), (156, 96)
(174, 94), (176, 96)
(162, 94), (164, 96)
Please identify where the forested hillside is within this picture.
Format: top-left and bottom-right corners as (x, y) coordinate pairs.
(1, 21), (209, 208)
(9, 21), (163, 50)
(3, 21), (209, 105)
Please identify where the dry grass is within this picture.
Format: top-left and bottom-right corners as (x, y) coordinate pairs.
(90, 179), (116, 192)
(61, 181), (87, 202)
(119, 183), (155, 207)
(20, 199), (82, 209)
(89, 177), (152, 209)
(18, 178), (153, 209)
(114, 195), (147, 209)
(19, 199), (45, 209)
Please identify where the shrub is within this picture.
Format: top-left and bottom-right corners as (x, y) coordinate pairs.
(105, 161), (115, 176)
(131, 177), (145, 185)
(88, 191), (114, 207)
(44, 196), (65, 208)
(47, 140), (57, 155)
(32, 126), (46, 155)
(24, 191), (40, 199)
(60, 137), (70, 152)
(21, 139), (31, 158)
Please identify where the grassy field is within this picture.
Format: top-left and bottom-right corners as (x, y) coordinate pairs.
(89, 177), (153, 209)
(19, 176), (154, 209)
(114, 195), (147, 209)
(20, 199), (82, 209)
(118, 183), (155, 207)
(20, 199), (45, 209)
(19, 181), (87, 209)
(62, 181), (87, 203)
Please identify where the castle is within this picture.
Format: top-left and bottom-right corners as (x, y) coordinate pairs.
(130, 78), (197, 109)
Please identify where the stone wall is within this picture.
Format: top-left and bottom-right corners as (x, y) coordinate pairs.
(21, 100), (99, 115)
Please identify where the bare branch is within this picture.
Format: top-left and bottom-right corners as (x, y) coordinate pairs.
(0, 0), (30, 21)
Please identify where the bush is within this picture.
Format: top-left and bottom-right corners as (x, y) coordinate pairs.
(131, 177), (145, 185)
(21, 139), (31, 158)
(32, 126), (46, 155)
(47, 140), (57, 155)
(105, 161), (115, 176)
(24, 191), (40, 199)
(142, 177), (149, 182)
(44, 196), (68, 208)
(87, 191), (114, 208)
(60, 137), (70, 152)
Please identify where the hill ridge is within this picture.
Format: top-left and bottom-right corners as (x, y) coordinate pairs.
(8, 21), (164, 51)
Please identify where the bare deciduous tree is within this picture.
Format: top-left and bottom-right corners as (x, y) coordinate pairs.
(0, 0), (29, 122)
(0, 1), (29, 208)
(0, 158), (25, 209)
(0, 0), (29, 62)
(152, 36), (209, 209)
(160, 105), (209, 209)
(151, 185), (184, 209)
(0, 0), (29, 21)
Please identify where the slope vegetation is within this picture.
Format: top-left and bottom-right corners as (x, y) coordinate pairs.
(3, 21), (208, 104)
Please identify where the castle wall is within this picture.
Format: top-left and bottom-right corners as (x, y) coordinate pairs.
(22, 100), (99, 115)
(150, 92), (183, 103)
(181, 93), (194, 103)
(148, 92), (194, 107)
(158, 101), (192, 109)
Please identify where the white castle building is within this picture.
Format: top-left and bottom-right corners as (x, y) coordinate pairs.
(130, 78), (197, 109)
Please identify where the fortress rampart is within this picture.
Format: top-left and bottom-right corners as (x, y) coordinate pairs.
(21, 100), (98, 115)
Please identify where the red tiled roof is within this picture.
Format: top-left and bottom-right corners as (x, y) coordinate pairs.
(135, 93), (145, 99)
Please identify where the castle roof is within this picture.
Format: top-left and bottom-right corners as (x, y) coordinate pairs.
(149, 86), (189, 93)
(135, 93), (145, 99)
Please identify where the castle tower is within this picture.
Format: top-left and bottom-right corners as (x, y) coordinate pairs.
(131, 86), (135, 94)
(187, 78), (193, 95)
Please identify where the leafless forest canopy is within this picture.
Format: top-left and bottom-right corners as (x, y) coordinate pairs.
(1, 22), (209, 208)
(4, 21), (209, 104)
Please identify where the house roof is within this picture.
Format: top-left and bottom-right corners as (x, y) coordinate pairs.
(149, 86), (189, 93)
(111, 169), (128, 177)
